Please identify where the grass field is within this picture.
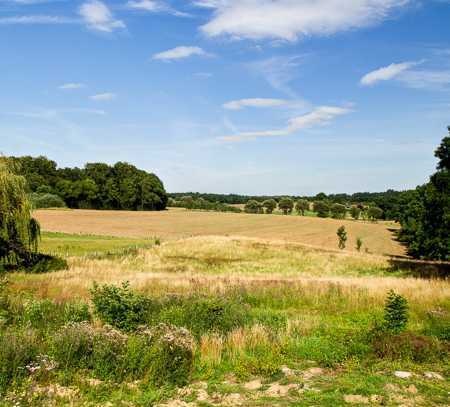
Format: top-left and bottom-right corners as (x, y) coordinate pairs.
(2, 210), (448, 406)
(34, 208), (405, 257)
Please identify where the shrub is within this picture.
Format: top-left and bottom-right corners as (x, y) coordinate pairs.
(356, 237), (363, 252)
(372, 332), (443, 362)
(331, 203), (346, 219)
(383, 290), (408, 333)
(423, 309), (450, 340)
(0, 328), (41, 393)
(337, 226), (347, 250)
(29, 193), (66, 209)
(295, 199), (309, 216)
(137, 324), (196, 386)
(367, 206), (383, 221)
(313, 201), (330, 218)
(262, 199), (277, 214)
(90, 282), (158, 331)
(350, 206), (361, 220)
(245, 200), (262, 214)
(278, 197), (294, 215)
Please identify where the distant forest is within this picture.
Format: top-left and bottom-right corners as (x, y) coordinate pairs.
(10, 156), (168, 211)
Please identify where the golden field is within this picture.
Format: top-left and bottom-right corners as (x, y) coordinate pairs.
(33, 208), (405, 257)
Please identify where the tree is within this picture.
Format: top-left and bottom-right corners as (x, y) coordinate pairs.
(356, 237), (363, 252)
(245, 200), (261, 214)
(262, 199), (277, 214)
(278, 197), (294, 215)
(399, 128), (450, 260)
(350, 206), (361, 220)
(0, 158), (40, 267)
(313, 201), (330, 218)
(295, 199), (309, 216)
(367, 206), (383, 221)
(331, 203), (346, 219)
(336, 226), (347, 250)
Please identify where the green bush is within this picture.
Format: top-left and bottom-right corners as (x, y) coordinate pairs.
(90, 282), (158, 331)
(372, 332), (444, 362)
(137, 324), (196, 386)
(29, 192), (66, 209)
(383, 290), (408, 333)
(423, 309), (450, 341)
(0, 328), (41, 393)
(251, 308), (287, 332)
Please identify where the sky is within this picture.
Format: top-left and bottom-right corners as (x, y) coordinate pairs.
(1, 0), (449, 195)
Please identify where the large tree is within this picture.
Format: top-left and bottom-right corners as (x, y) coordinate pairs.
(399, 128), (450, 260)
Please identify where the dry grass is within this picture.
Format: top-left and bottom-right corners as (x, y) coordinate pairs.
(33, 208), (404, 257)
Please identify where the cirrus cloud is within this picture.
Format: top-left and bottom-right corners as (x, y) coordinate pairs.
(152, 46), (210, 61)
(223, 98), (290, 110)
(79, 0), (125, 32)
(360, 61), (421, 86)
(89, 92), (117, 101)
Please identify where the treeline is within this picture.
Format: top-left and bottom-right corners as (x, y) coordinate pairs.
(168, 189), (414, 221)
(169, 196), (242, 213)
(10, 156), (168, 211)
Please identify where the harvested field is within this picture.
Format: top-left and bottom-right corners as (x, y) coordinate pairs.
(34, 208), (405, 257)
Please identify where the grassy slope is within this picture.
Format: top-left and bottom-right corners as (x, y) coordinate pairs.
(6, 234), (449, 406)
(34, 208), (404, 257)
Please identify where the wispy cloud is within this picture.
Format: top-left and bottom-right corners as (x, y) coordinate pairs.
(152, 46), (210, 61)
(223, 98), (290, 110)
(0, 15), (75, 25)
(360, 61), (421, 86)
(221, 105), (353, 142)
(59, 83), (86, 90)
(79, 0), (125, 32)
(90, 92), (117, 101)
(197, 0), (410, 41)
(126, 0), (190, 16)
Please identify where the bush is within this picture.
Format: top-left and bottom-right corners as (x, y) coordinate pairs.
(331, 203), (346, 219)
(313, 201), (330, 218)
(383, 290), (408, 333)
(350, 206), (361, 220)
(0, 328), (41, 393)
(337, 226), (347, 250)
(137, 324), (195, 386)
(423, 309), (450, 340)
(29, 193), (66, 209)
(372, 332), (444, 362)
(90, 282), (158, 331)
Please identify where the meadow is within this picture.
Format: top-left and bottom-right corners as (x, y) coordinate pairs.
(1, 209), (448, 406)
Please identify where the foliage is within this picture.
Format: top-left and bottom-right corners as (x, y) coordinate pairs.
(245, 200), (263, 214)
(337, 226), (347, 250)
(262, 199), (277, 214)
(172, 197), (241, 213)
(90, 282), (157, 332)
(29, 192), (66, 209)
(11, 156), (168, 211)
(356, 237), (363, 252)
(399, 129), (450, 260)
(383, 290), (408, 333)
(278, 197), (294, 215)
(350, 206), (361, 220)
(367, 206), (383, 221)
(331, 203), (347, 219)
(314, 201), (330, 218)
(295, 199), (309, 215)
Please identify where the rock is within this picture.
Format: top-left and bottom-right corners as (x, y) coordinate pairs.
(303, 367), (324, 380)
(196, 389), (209, 402)
(281, 365), (296, 377)
(384, 383), (401, 393)
(222, 393), (244, 406)
(158, 401), (195, 407)
(265, 383), (299, 397)
(406, 385), (418, 394)
(394, 371), (412, 379)
(244, 379), (262, 391)
(370, 395), (384, 403)
(343, 395), (369, 404)
(424, 371), (444, 380)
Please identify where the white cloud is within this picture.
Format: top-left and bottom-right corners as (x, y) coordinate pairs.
(59, 83), (85, 90)
(79, 0), (125, 32)
(127, 0), (163, 11)
(222, 106), (352, 141)
(90, 92), (117, 101)
(397, 69), (450, 90)
(0, 15), (74, 24)
(223, 98), (290, 110)
(152, 46), (209, 61)
(197, 0), (410, 41)
(360, 61), (420, 86)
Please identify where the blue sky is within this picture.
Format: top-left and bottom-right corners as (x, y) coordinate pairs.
(1, 0), (449, 195)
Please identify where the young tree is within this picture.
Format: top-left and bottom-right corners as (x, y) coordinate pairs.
(295, 199), (309, 216)
(313, 201), (330, 218)
(356, 237), (363, 252)
(262, 199), (277, 214)
(278, 197), (294, 215)
(245, 200), (261, 214)
(350, 206), (361, 220)
(0, 158), (41, 267)
(367, 206), (383, 221)
(336, 226), (347, 250)
(331, 203), (346, 219)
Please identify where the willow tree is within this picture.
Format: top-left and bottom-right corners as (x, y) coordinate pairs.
(0, 158), (40, 268)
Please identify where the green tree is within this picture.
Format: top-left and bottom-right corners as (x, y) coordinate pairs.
(336, 226), (347, 250)
(350, 206), (361, 220)
(295, 199), (309, 216)
(262, 199), (277, 214)
(245, 200), (262, 214)
(278, 197), (294, 215)
(313, 201), (330, 218)
(355, 237), (363, 252)
(0, 158), (41, 267)
(367, 206), (383, 221)
(331, 203), (346, 219)
(383, 290), (408, 333)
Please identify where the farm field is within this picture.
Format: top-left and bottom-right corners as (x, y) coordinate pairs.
(34, 208), (405, 257)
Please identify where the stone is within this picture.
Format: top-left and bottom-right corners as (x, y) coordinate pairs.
(406, 385), (418, 394)
(244, 379), (262, 391)
(394, 371), (412, 379)
(424, 371), (444, 380)
(343, 395), (369, 404)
